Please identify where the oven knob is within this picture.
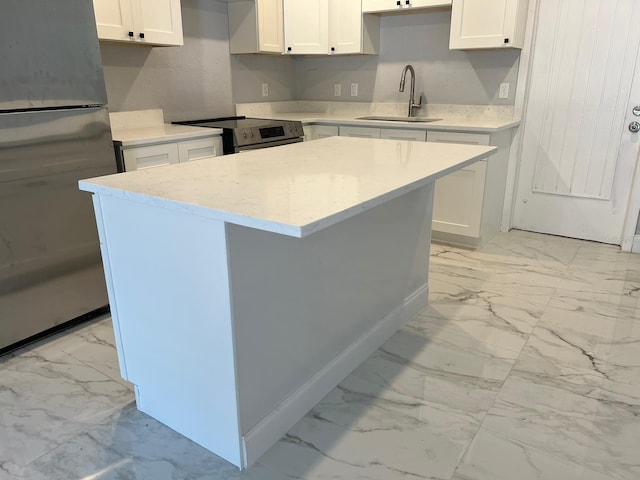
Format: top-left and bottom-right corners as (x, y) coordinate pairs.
(243, 132), (247, 138)
(250, 131), (254, 137)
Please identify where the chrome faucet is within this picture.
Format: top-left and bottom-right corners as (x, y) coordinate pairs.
(399, 64), (423, 117)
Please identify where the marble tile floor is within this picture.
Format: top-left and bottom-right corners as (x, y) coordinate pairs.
(1, 230), (639, 480)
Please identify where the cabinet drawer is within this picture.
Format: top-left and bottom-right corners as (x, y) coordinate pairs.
(339, 125), (380, 138)
(304, 125), (340, 141)
(380, 128), (426, 141)
(432, 160), (487, 237)
(426, 131), (490, 145)
(123, 143), (180, 171)
(178, 137), (221, 162)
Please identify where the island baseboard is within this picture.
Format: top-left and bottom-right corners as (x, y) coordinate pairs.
(241, 283), (428, 467)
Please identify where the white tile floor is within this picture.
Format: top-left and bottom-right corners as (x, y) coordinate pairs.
(1, 230), (638, 480)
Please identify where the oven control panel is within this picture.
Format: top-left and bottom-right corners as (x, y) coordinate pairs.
(234, 120), (304, 148)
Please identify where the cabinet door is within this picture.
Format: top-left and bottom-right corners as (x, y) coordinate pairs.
(449, 0), (528, 50)
(303, 125), (339, 141)
(178, 137), (222, 162)
(136, 0), (183, 46)
(93, 0), (135, 42)
(257, 0), (284, 52)
(432, 161), (487, 237)
(316, 125), (340, 139)
(328, 0), (361, 54)
(123, 143), (180, 171)
(339, 126), (380, 138)
(284, 0), (328, 54)
(427, 131), (490, 237)
(380, 129), (426, 141)
(362, 0), (451, 14)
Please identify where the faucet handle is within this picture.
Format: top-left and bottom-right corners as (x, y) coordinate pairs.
(412, 94), (424, 109)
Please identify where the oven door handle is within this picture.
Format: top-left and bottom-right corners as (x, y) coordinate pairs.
(235, 137), (303, 152)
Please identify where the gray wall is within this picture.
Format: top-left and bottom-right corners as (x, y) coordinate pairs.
(100, 5), (520, 122)
(296, 10), (521, 105)
(230, 54), (297, 103)
(100, 0), (233, 121)
(100, 0), (296, 121)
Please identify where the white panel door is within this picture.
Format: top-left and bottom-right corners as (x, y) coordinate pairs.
(136, 0), (183, 45)
(257, 0), (284, 53)
(93, 0), (134, 41)
(284, 0), (328, 54)
(514, 0), (640, 245)
(449, 0), (528, 49)
(328, 0), (361, 54)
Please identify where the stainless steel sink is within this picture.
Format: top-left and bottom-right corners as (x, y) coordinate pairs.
(356, 116), (442, 123)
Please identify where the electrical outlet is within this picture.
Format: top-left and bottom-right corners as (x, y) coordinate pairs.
(350, 83), (358, 97)
(499, 83), (509, 99)
(334, 84), (342, 97)
(261, 83), (269, 97)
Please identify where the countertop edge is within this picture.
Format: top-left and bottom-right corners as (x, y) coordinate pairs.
(79, 145), (496, 239)
(272, 115), (520, 133)
(112, 125), (223, 147)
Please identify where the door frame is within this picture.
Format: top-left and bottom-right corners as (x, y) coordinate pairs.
(501, 0), (540, 233)
(503, 0), (640, 252)
(621, 144), (640, 252)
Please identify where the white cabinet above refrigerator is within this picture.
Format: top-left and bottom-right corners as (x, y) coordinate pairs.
(93, 0), (184, 46)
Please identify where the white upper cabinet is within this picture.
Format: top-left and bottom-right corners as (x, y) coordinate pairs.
(93, 0), (183, 46)
(362, 0), (451, 14)
(228, 0), (284, 54)
(449, 0), (529, 50)
(284, 0), (329, 54)
(284, 0), (379, 55)
(329, 1), (361, 54)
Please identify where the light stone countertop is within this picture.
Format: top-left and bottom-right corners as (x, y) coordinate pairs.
(267, 112), (519, 132)
(236, 101), (520, 133)
(111, 124), (223, 147)
(80, 136), (495, 238)
(109, 109), (222, 147)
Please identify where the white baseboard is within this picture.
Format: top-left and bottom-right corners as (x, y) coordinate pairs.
(241, 284), (429, 468)
(632, 235), (640, 253)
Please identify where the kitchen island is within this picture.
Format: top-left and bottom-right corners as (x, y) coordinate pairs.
(79, 136), (495, 469)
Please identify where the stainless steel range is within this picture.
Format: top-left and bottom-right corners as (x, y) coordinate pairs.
(174, 116), (304, 154)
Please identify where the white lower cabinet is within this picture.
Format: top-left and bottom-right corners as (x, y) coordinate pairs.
(304, 121), (511, 248)
(304, 124), (340, 140)
(177, 137), (222, 163)
(124, 142), (180, 171)
(339, 126), (426, 140)
(380, 129), (426, 141)
(339, 125), (380, 138)
(428, 130), (511, 248)
(122, 136), (222, 171)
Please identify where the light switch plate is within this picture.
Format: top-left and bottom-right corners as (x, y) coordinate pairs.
(262, 83), (269, 97)
(334, 84), (341, 97)
(351, 83), (358, 97)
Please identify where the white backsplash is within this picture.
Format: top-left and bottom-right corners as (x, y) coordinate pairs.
(236, 101), (515, 122)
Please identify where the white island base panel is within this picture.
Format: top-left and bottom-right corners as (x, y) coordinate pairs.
(93, 184), (434, 469)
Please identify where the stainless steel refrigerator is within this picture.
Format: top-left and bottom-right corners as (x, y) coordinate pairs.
(0, 1), (118, 352)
